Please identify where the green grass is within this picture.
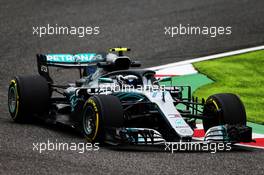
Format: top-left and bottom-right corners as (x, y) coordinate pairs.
(193, 50), (264, 124)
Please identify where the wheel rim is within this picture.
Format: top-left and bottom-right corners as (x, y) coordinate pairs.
(8, 87), (17, 113)
(83, 106), (96, 136)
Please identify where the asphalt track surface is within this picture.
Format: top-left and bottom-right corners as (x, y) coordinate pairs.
(0, 0), (264, 174)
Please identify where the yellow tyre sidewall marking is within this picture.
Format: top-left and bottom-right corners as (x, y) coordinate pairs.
(212, 100), (219, 110)
(10, 80), (19, 119)
(208, 98), (219, 110)
(83, 98), (99, 141)
(208, 98), (221, 123)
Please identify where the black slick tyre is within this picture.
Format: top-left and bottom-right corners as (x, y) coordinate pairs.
(81, 95), (124, 143)
(203, 93), (246, 132)
(8, 75), (50, 122)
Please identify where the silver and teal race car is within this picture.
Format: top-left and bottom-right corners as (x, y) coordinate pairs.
(8, 48), (253, 145)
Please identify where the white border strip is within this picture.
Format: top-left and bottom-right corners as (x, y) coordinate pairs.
(235, 143), (264, 150)
(190, 140), (264, 150)
(155, 64), (197, 76)
(150, 45), (264, 71)
(194, 124), (264, 149)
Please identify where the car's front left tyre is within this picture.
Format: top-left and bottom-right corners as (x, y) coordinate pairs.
(81, 95), (124, 143)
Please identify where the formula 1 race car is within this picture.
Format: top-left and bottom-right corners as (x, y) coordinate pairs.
(8, 48), (253, 145)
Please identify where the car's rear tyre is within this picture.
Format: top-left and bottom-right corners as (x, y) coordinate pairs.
(203, 93), (246, 131)
(81, 95), (124, 143)
(8, 75), (50, 123)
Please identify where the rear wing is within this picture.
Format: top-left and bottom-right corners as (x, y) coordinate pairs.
(37, 53), (104, 82)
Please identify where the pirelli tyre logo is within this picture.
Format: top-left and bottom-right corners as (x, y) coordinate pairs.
(88, 99), (98, 112)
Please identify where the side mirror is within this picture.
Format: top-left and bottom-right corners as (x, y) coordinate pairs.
(159, 77), (172, 82)
(98, 77), (114, 83)
(123, 75), (138, 80)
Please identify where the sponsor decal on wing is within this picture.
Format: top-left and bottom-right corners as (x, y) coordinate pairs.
(46, 53), (103, 63)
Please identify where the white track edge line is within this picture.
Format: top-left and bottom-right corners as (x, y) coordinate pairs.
(150, 45), (264, 70)
(235, 143), (264, 150)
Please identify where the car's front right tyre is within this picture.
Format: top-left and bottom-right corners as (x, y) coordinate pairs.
(202, 93), (247, 131)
